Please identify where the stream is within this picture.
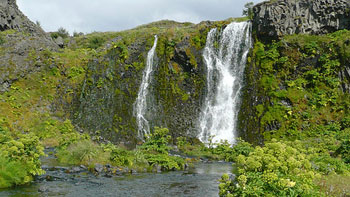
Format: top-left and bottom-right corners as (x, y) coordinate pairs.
(0, 150), (233, 197)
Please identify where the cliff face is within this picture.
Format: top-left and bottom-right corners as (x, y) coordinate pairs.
(239, 0), (350, 144)
(58, 21), (226, 144)
(2, 0), (350, 146)
(0, 0), (57, 92)
(253, 0), (350, 39)
(0, 0), (45, 35)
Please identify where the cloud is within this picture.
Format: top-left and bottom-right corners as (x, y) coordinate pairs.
(17, 0), (263, 33)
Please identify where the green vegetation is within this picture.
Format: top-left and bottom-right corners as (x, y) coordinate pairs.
(242, 2), (254, 20)
(56, 127), (185, 171)
(1, 12), (349, 197)
(176, 137), (253, 162)
(219, 141), (322, 196)
(0, 126), (44, 188)
(50, 27), (70, 39)
(0, 33), (94, 187)
(0, 35), (4, 45)
(232, 28), (350, 196)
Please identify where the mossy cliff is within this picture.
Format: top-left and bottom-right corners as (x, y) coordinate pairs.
(1, 0), (349, 146)
(63, 20), (237, 144)
(239, 0), (350, 144)
(0, 0), (57, 92)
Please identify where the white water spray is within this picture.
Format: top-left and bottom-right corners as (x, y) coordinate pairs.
(198, 22), (251, 144)
(135, 35), (158, 139)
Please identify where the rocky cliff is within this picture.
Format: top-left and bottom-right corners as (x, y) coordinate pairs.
(0, 0), (45, 35)
(239, 0), (350, 144)
(62, 21), (227, 144)
(253, 0), (350, 39)
(0, 0), (57, 92)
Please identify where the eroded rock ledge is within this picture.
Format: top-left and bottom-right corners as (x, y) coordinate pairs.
(253, 0), (350, 39)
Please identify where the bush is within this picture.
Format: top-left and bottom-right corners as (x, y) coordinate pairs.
(145, 154), (185, 170)
(0, 126), (45, 188)
(139, 127), (185, 170)
(87, 36), (105, 49)
(0, 157), (28, 188)
(139, 127), (172, 154)
(51, 27), (69, 39)
(336, 136), (350, 164)
(219, 141), (321, 196)
(109, 146), (134, 167)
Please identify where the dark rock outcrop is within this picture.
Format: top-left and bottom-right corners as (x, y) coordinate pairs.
(0, 0), (45, 35)
(253, 0), (350, 39)
(0, 0), (57, 92)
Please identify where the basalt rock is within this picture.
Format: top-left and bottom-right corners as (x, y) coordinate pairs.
(0, 0), (57, 92)
(0, 0), (45, 35)
(253, 0), (350, 40)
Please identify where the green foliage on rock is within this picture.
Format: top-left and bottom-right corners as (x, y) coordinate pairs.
(240, 29), (350, 144)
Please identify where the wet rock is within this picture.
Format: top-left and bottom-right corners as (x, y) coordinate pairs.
(123, 167), (130, 173)
(80, 165), (87, 170)
(41, 165), (49, 170)
(184, 163), (189, 170)
(105, 164), (112, 168)
(55, 166), (69, 171)
(104, 173), (113, 178)
(70, 166), (82, 173)
(45, 175), (54, 181)
(38, 186), (49, 192)
(94, 164), (104, 173)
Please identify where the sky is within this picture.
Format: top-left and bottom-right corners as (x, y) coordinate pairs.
(17, 0), (264, 34)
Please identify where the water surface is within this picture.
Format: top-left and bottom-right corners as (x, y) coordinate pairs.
(0, 162), (232, 197)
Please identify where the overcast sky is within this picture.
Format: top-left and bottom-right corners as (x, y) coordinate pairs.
(17, 0), (264, 34)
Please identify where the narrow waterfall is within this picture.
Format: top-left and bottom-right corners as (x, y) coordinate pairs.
(198, 22), (251, 144)
(135, 35), (158, 139)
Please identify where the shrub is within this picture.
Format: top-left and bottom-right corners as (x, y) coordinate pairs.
(0, 157), (28, 188)
(139, 127), (172, 154)
(51, 27), (69, 39)
(219, 141), (321, 196)
(336, 136), (350, 164)
(0, 127), (45, 188)
(109, 146), (134, 167)
(139, 127), (185, 170)
(87, 36), (105, 49)
(145, 154), (184, 170)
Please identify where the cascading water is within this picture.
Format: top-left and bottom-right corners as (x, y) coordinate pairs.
(135, 35), (158, 139)
(198, 22), (251, 144)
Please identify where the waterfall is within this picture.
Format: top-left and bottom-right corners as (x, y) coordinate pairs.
(198, 22), (251, 144)
(135, 35), (158, 139)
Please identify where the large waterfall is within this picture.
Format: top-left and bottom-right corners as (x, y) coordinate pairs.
(135, 35), (158, 139)
(198, 22), (251, 144)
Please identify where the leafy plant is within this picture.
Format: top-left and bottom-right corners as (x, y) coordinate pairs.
(0, 127), (45, 187)
(219, 141), (321, 196)
(139, 127), (172, 154)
